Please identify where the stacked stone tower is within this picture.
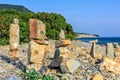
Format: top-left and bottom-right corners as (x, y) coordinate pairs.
(29, 19), (49, 69)
(9, 19), (19, 60)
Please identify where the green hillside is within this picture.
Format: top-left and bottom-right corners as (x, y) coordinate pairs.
(0, 4), (32, 13)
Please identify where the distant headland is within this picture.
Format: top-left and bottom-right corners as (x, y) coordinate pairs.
(75, 32), (99, 38)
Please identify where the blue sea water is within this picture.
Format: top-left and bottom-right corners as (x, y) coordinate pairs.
(75, 37), (120, 45)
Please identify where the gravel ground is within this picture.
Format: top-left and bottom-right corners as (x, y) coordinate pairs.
(0, 41), (120, 80)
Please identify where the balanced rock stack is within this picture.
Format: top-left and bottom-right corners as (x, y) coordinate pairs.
(48, 29), (73, 70)
(50, 29), (80, 74)
(59, 29), (71, 47)
(28, 19), (49, 70)
(9, 18), (19, 60)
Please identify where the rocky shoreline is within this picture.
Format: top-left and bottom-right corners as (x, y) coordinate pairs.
(0, 40), (120, 80)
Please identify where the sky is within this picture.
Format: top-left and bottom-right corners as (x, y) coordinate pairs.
(0, 0), (120, 37)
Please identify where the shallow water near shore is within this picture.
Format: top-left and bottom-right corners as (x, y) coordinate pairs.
(75, 37), (120, 45)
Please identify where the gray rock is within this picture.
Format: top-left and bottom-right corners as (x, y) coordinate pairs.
(54, 48), (60, 59)
(48, 57), (63, 68)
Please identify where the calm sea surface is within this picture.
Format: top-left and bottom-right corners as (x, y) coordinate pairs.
(75, 37), (120, 45)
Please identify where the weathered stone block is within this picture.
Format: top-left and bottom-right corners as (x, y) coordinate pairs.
(10, 24), (19, 50)
(102, 57), (120, 74)
(92, 75), (104, 80)
(29, 40), (47, 64)
(29, 19), (46, 40)
(106, 43), (115, 59)
(66, 59), (80, 73)
(8, 50), (18, 59)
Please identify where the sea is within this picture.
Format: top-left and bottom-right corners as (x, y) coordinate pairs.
(75, 37), (120, 45)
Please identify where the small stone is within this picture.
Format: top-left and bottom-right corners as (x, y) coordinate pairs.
(110, 73), (116, 78)
(13, 18), (19, 24)
(39, 65), (48, 75)
(61, 76), (69, 80)
(60, 63), (69, 73)
(8, 50), (19, 60)
(92, 75), (104, 80)
(51, 69), (56, 74)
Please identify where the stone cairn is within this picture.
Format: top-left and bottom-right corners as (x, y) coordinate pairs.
(48, 29), (81, 73)
(9, 18), (19, 60)
(28, 19), (49, 71)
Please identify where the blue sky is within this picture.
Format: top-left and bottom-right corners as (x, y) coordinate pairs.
(0, 0), (120, 37)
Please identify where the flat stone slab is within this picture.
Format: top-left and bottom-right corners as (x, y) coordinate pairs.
(60, 40), (71, 47)
(66, 59), (80, 73)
